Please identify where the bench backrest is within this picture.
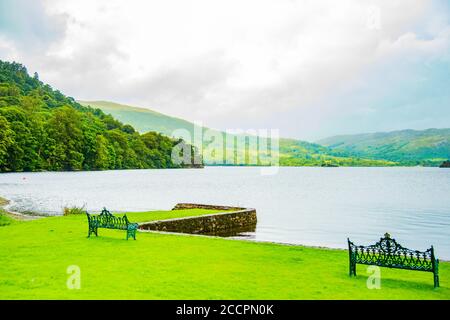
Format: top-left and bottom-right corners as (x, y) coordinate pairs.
(86, 208), (130, 229)
(348, 233), (436, 271)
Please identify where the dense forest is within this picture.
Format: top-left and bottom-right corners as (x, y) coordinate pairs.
(0, 60), (199, 172)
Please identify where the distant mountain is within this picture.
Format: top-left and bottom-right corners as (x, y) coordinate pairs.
(80, 100), (396, 167)
(317, 129), (450, 166)
(78, 100), (197, 137)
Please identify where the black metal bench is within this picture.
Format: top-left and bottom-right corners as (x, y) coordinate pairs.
(86, 208), (138, 240)
(348, 233), (439, 287)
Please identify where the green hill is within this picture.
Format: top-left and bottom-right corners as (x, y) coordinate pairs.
(318, 129), (450, 166)
(79, 101), (396, 167)
(78, 100), (198, 137)
(82, 100), (449, 167)
(0, 60), (198, 172)
(278, 138), (396, 166)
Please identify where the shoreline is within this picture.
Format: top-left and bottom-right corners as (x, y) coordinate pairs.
(2, 195), (448, 262)
(140, 228), (450, 262)
(0, 195), (345, 252)
(0, 165), (446, 175)
(0, 196), (353, 257)
(0, 196), (42, 220)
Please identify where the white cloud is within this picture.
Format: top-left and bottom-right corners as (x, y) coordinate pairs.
(0, 36), (17, 60)
(1, 0), (449, 139)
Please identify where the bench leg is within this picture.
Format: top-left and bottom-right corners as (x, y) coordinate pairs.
(350, 263), (356, 276)
(433, 259), (439, 288)
(348, 258), (356, 276)
(88, 226), (98, 238)
(88, 226), (96, 238)
(434, 273), (439, 288)
(127, 229), (137, 240)
(348, 245), (356, 276)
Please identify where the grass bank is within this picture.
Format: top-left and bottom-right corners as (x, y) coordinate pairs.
(0, 196), (15, 226)
(0, 209), (449, 299)
(0, 209), (15, 226)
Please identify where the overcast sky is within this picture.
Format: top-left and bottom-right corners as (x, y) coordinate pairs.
(0, 0), (449, 140)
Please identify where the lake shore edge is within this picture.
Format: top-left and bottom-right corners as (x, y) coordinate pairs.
(0, 196), (43, 220)
(0, 195), (348, 253)
(3, 195), (447, 262)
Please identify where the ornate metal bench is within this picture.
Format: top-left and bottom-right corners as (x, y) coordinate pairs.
(86, 208), (138, 240)
(348, 233), (439, 287)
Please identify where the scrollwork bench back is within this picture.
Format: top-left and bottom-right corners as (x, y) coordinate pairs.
(86, 208), (138, 240)
(348, 233), (439, 288)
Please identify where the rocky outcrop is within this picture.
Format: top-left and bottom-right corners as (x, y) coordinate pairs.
(139, 203), (257, 235)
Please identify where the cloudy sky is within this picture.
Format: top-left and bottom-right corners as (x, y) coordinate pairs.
(0, 0), (449, 140)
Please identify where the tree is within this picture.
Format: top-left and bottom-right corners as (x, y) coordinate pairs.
(0, 59), (196, 172)
(0, 115), (13, 169)
(47, 106), (84, 170)
(94, 135), (110, 170)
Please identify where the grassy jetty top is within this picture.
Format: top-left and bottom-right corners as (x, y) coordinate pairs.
(0, 208), (449, 300)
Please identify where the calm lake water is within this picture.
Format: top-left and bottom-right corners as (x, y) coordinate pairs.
(1, 167), (449, 259)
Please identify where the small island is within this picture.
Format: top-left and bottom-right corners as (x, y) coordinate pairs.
(439, 160), (450, 168)
(321, 162), (339, 167)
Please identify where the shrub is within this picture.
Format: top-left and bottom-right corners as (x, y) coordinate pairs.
(63, 205), (86, 216)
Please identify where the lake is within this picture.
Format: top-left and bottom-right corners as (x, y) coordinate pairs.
(1, 167), (449, 259)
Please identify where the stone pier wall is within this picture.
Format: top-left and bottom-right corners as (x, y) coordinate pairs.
(139, 203), (257, 235)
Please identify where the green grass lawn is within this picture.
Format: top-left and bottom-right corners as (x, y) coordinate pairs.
(0, 210), (15, 226)
(0, 209), (449, 300)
